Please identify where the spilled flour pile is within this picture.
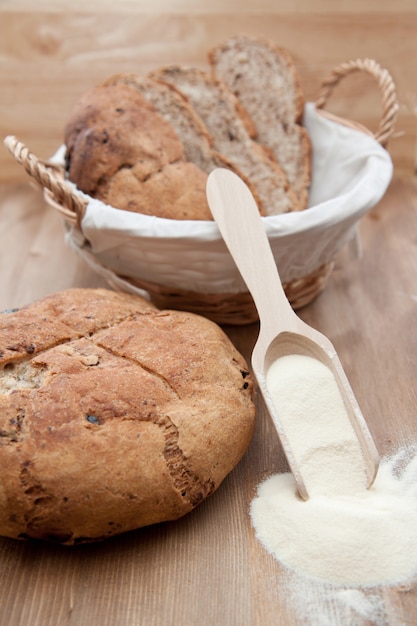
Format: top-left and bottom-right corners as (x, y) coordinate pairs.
(251, 448), (417, 587)
(250, 355), (417, 594)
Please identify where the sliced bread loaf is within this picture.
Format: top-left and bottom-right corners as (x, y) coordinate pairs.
(209, 35), (311, 210)
(64, 81), (212, 220)
(102, 73), (264, 213)
(151, 65), (300, 215)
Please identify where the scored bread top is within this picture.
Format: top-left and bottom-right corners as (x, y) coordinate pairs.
(151, 65), (301, 215)
(209, 34), (311, 210)
(0, 288), (255, 544)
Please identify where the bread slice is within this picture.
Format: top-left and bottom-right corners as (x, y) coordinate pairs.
(209, 35), (311, 210)
(151, 65), (300, 215)
(102, 73), (265, 214)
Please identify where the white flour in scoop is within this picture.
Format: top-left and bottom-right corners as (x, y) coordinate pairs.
(250, 355), (417, 589)
(264, 354), (369, 497)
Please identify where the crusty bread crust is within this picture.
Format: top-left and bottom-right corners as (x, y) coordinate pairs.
(151, 65), (301, 215)
(64, 82), (213, 220)
(0, 289), (255, 544)
(209, 35), (311, 210)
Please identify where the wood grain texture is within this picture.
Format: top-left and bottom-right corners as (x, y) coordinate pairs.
(0, 2), (416, 183)
(1, 0), (416, 14)
(0, 176), (416, 625)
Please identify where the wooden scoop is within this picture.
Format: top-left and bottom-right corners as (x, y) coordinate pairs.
(206, 168), (379, 500)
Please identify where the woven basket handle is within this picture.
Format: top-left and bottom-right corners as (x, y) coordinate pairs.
(3, 135), (86, 226)
(315, 58), (398, 147)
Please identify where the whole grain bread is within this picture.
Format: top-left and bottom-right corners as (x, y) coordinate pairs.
(151, 65), (301, 215)
(0, 288), (255, 544)
(209, 35), (311, 210)
(102, 73), (265, 214)
(64, 82), (213, 220)
(103, 74), (231, 175)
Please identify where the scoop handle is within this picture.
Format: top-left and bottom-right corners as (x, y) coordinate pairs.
(206, 169), (298, 338)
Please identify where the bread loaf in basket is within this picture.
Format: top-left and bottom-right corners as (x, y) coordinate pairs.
(4, 37), (398, 324)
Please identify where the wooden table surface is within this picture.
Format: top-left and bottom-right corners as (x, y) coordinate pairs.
(1, 0), (417, 182)
(0, 174), (416, 625)
(1, 4), (417, 621)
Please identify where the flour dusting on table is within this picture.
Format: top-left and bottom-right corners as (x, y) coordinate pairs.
(250, 446), (417, 624)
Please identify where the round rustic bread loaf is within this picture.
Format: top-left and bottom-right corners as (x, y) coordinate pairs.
(0, 289), (255, 544)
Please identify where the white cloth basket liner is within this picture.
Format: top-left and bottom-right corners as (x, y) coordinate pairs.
(64, 102), (393, 295)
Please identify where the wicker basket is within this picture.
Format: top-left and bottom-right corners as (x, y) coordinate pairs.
(5, 58), (398, 325)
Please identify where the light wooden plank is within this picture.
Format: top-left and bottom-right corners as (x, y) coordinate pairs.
(1, 0), (416, 14)
(0, 184), (107, 310)
(0, 11), (416, 183)
(0, 177), (416, 625)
